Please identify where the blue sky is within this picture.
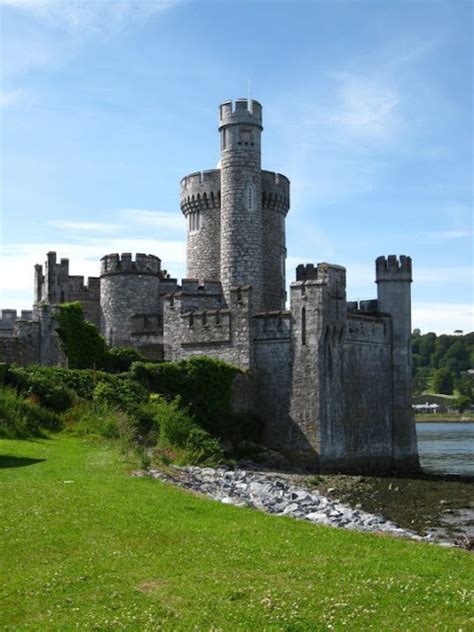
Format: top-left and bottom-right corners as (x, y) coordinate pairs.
(0, 0), (472, 333)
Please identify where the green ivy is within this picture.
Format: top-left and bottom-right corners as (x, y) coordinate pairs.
(56, 302), (108, 369)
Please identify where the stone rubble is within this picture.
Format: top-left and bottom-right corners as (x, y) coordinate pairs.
(145, 466), (423, 540)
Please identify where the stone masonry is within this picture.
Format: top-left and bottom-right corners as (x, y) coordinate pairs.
(0, 98), (419, 473)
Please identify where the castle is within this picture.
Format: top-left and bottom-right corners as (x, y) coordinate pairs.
(0, 98), (419, 472)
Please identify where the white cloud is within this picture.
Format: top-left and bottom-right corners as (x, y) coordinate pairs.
(0, 238), (186, 309)
(327, 72), (400, 139)
(0, 0), (181, 33)
(120, 209), (184, 231)
(412, 302), (474, 335)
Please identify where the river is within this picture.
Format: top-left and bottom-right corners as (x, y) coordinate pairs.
(416, 422), (474, 477)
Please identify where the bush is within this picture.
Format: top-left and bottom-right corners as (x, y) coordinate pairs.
(130, 356), (239, 438)
(0, 387), (61, 438)
(92, 379), (147, 411)
(102, 347), (147, 373)
(153, 395), (223, 465)
(4, 367), (74, 412)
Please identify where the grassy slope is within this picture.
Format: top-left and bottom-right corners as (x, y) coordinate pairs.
(1, 436), (473, 631)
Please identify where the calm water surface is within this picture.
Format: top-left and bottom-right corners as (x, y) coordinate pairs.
(416, 422), (474, 476)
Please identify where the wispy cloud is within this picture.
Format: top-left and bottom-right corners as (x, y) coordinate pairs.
(46, 210), (186, 237)
(0, 0), (181, 33)
(0, 238), (186, 308)
(121, 209), (184, 231)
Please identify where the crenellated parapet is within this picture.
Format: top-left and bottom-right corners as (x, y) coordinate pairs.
(262, 171), (290, 214)
(100, 253), (161, 276)
(180, 170), (221, 215)
(218, 99), (263, 131)
(376, 255), (412, 282)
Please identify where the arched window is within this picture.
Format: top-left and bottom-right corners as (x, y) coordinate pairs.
(246, 183), (255, 211)
(189, 210), (201, 234)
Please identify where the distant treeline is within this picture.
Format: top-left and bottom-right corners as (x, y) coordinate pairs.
(411, 331), (474, 408)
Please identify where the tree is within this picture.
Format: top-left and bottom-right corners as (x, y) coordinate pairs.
(432, 367), (454, 395)
(455, 395), (471, 413)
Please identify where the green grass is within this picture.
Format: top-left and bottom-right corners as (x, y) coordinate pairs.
(1, 436), (473, 631)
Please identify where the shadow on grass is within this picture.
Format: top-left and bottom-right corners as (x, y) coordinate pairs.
(0, 455), (46, 469)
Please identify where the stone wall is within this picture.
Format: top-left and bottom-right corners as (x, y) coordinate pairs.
(253, 312), (293, 448)
(163, 285), (254, 369)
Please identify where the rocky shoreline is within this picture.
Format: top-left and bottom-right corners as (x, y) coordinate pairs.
(138, 465), (436, 543)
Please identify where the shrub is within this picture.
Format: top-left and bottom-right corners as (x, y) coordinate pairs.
(157, 396), (196, 448)
(130, 356), (239, 438)
(92, 379), (147, 411)
(4, 367), (74, 412)
(0, 387), (61, 438)
(154, 394), (223, 465)
(102, 347), (147, 373)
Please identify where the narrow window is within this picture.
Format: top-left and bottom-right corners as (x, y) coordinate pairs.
(189, 211), (201, 234)
(246, 183), (255, 211)
(221, 128), (227, 150)
(301, 307), (306, 346)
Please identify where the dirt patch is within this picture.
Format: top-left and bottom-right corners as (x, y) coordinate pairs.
(137, 579), (167, 594)
(305, 472), (474, 544)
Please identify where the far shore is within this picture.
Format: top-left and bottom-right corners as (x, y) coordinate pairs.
(415, 414), (474, 423)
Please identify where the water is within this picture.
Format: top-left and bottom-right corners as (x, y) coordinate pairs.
(416, 422), (474, 477)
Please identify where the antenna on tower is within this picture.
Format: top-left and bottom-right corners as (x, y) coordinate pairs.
(248, 78), (251, 102)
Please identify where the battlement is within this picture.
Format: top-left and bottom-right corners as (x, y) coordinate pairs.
(376, 255), (412, 282)
(347, 299), (379, 313)
(218, 99), (263, 130)
(100, 253), (161, 276)
(180, 170), (221, 215)
(262, 170), (290, 214)
(178, 308), (231, 346)
(254, 311), (291, 341)
(68, 276), (100, 294)
(293, 263), (346, 292)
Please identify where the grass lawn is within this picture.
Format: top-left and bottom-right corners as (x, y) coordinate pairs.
(1, 435), (473, 631)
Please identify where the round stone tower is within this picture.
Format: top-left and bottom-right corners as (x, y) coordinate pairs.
(100, 253), (161, 348)
(219, 99), (264, 311)
(180, 169), (221, 281)
(179, 99), (290, 311)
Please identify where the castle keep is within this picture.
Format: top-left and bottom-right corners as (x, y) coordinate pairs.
(0, 98), (419, 472)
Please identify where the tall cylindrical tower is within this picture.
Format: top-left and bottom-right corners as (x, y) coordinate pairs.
(376, 255), (419, 471)
(219, 99), (264, 311)
(100, 253), (161, 349)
